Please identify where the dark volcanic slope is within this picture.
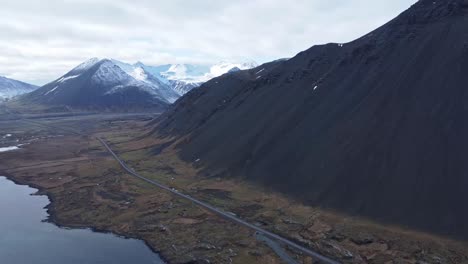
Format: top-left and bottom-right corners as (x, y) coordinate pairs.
(19, 59), (170, 112)
(152, 0), (468, 239)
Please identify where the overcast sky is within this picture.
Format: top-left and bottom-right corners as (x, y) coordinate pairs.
(0, 0), (417, 85)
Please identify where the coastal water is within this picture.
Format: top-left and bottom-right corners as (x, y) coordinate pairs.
(0, 176), (165, 264)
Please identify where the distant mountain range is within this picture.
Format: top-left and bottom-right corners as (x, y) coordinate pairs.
(14, 58), (257, 111)
(151, 0), (468, 240)
(113, 60), (258, 96)
(0, 76), (38, 100)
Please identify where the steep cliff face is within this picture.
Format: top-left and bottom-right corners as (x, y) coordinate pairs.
(151, 0), (468, 239)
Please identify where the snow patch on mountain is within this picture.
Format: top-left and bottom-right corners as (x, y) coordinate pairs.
(131, 67), (148, 81)
(44, 86), (59, 95)
(58, 75), (80, 83)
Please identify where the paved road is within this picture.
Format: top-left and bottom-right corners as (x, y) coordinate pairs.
(11, 111), (340, 264)
(98, 137), (340, 264)
(256, 232), (299, 264)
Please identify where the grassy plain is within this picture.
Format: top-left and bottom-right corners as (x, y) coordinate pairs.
(1, 111), (467, 263)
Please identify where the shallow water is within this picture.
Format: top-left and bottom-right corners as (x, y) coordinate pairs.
(0, 176), (165, 264)
(0, 146), (19, 152)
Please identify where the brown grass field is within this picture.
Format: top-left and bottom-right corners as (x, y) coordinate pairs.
(1, 112), (467, 264)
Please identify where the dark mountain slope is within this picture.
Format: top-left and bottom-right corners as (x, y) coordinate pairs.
(19, 59), (170, 112)
(152, 0), (468, 239)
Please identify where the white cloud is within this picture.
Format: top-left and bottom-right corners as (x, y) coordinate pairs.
(0, 0), (417, 85)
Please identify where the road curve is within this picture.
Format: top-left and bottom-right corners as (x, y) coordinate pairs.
(97, 137), (340, 264)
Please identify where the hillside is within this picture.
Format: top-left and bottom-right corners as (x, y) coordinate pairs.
(0, 76), (38, 100)
(151, 0), (468, 239)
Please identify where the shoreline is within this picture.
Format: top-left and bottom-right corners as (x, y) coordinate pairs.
(0, 115), (288, 264)
(0, 173), (169, 264)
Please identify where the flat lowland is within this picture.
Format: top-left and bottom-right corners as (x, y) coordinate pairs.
(0, 111), (467, 264)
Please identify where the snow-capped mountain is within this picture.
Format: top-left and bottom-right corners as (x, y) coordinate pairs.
(112, 60), (258, 96)
(165, 61), (258, 83)
(0, 76), (38, 100)
(15, 58), (257, 111)
(111, 60), (180, 103)
(18, 58), (171, 111)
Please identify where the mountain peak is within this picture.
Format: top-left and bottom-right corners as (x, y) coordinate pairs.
(70, 57), (102, 74)
(134, 61), (145, 67)
(227, 67), (241, 73)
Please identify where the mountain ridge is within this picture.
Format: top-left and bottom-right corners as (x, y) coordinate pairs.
(0, 76), (38, 100)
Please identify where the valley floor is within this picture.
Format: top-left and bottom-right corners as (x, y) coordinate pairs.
(0, 110), (467, 264)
